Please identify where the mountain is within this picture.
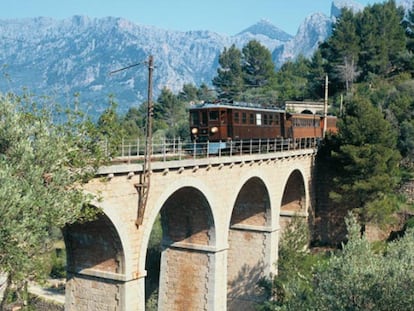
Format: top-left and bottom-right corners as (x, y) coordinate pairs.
(0, 16), (289, 115)
(237, 19), (293, 42)
(272, 12), (333, 67)
(0, 0), (410, 117)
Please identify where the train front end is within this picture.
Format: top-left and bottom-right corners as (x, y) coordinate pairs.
(189, 103), (228, 154)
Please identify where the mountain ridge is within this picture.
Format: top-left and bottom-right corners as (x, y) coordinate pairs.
(0, 0), (411, 116)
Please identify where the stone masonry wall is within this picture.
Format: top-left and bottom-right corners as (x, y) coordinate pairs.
(65, 273), (121, 311)
(158, 247), (210, 311)
(227, 228), (267, 311)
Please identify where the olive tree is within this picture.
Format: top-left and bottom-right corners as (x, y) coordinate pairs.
(0, 93), (102, 308)
(259, 213), (414, 311)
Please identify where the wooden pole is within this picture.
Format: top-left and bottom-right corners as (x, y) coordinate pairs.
(323, 74), (328, 137)
(136, 55), (154, 227)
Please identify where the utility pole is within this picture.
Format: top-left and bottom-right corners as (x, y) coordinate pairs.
(136, 55), (154, 227)
(323, 74), (328, 138)
(109, 55), (154, 227)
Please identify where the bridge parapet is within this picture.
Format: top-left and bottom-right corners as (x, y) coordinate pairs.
(98, 148), (317, 176)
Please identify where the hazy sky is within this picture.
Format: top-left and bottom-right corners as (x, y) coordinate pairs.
(0, 0), (384, 35)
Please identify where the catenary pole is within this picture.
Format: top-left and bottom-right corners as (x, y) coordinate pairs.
(109, 55), (154, 227)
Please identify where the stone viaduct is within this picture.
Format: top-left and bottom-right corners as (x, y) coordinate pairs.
(63, 148), (317, 310)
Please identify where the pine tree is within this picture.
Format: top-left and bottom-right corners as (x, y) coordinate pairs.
(358, 1), (406, 78)
(321, 8), (360, 94)
(329, 96), (402, 227)
(275, 55), (310, 100)
(241, 40), (277, 90)
(212, 44), (243, 101)
(306, 50), (327, 99)
(154, 87), (187, 138)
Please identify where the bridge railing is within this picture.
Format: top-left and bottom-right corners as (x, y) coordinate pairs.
(109, 137), (320, 163)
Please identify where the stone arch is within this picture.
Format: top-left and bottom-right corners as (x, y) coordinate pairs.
(155, 186), (217, 311)
(301, 109), (314, 114)
(160, 186), (214, 246)
(278, 168), (309, 240)
(230, 177), (271, 227)
(281, 169), (306, 213)
(140, 177), (219, 271)
(64, 210), (125, 275)
(63, 209), (125, 311)
(227, 177), (271, 310)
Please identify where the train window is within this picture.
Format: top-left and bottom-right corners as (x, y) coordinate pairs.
(293, 118), (300, 127)
(234, 112), (240, 124)
(250, 113), (254, 124)
(242, 112), (247, 124)
(209, 110), (219, 121)
(268, 114), (272, 125)
(263, 114), (268, 125)
(256, 113), (262, 125)
(201, 111), (208, 125)
(220, 111), (226, 124)
(190, 111), (199, 125)
(275, 114), (280, 125)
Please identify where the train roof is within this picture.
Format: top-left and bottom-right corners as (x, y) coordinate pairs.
(189, 101), (285, 113)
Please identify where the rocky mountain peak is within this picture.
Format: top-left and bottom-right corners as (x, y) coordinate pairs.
(237, 19), (293, 41)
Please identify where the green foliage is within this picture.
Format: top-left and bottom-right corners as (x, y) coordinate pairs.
(95, 96), (126, 157)
(310, 214), (414, 311)
(177, 83), (199, 102)
(321, 8), (361, 94)
(153, 87), (188, 139)
(359, 1), (406, 78)
(275, 56), (310, 101)
(121, 107), (145, 138)
(307, 50), (328, 99)
(0, 93), (101, 306)
(257, 216), (324, 310)
(242, 40), (277, 89)
(212, 44), (244, 101)
(329, 96), (402, 225)
(49, 248), (66, 279)
(212, 40), (277, 102)
(259, 214), (414, 310)
(145, 215), (162, 310)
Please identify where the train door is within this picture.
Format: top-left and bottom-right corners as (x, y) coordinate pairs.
(219, 109), (228, 139)
(227, 109), (233, 138)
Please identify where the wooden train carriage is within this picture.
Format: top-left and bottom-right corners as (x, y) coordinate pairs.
(285, 113), (324, 139)
(285, 113), (338, 139)
(323, 115), (338, 135)
(189, 103), (285, 142)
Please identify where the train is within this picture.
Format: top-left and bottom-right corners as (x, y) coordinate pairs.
(189, 101), (337, 153)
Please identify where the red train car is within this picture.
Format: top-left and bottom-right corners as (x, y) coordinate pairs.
(189, 102), (285, 142)
(285, 113), (321, 139)
(189, 101), (337, 152)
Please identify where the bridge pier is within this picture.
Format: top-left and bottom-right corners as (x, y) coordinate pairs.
(65, 271), (144, 311)
(158, 243), (227, 310)
(227, 224), (279, 310)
